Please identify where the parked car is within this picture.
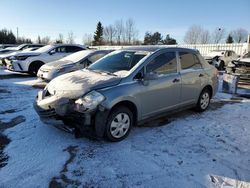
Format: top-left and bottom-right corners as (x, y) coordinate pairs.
(0, 44), (44, 65)
(37, 49), (112, 81)
(34, 47), (218, 142)
(0, 44), (17, 50)
(226, 51), (250, 84)
(0, 46), (44, 66)
(6, 44), (86, 75)
(0, 44), (43, 55)
(204, 50), (238, 70)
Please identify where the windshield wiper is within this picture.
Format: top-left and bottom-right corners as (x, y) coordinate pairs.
(88, 69), (117, 76)
(100, 70), (117, 76)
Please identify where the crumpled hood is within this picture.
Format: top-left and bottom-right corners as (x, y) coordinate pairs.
(239, 58), (250, 63)
(15, 51), (41, 57)
(47, 69), (122, 99)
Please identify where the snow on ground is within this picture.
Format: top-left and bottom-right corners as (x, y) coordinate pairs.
(0, 70), (250, 188)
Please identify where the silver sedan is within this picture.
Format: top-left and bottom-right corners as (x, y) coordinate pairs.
(37, 49), (112, 81)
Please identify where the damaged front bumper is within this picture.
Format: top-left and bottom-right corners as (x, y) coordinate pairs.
(226, 61), (250, 84)
(34, 90), (109, 138)
(6, 59), (26, 72)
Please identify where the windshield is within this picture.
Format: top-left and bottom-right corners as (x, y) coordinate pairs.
(61, 50), (93, 62)
(16, 44), (27, 50)
(243, 52), (250, 59)
(88, 50), (147, 74)
(35, 45), (54, 53)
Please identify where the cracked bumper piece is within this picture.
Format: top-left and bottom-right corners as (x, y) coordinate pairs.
(34, 94), (109, 138)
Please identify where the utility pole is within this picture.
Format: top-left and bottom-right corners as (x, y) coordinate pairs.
(16, 27), (19, 42)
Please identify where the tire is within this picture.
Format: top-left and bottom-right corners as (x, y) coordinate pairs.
(28, 61), (44, 76)
(105, 106), (133, 142)
(195, 88), (211, 112)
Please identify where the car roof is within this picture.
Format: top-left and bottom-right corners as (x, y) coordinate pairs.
(51, 43), (85, 47)
(122, 46), (199, 53)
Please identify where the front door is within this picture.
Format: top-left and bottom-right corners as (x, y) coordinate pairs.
(137, 51), (181, 119)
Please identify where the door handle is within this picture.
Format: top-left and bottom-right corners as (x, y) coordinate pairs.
(172, 78), (180, 83)
(199, 73), (204, 77)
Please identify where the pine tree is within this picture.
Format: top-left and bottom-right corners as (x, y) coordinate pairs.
(163, 34), (177, 45)
(93, 21), (104, 46)
(37, 36), (42, 44)
(226, 34), (234, 43)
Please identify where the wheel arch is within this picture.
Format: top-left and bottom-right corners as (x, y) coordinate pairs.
(28, 60), (45, 74)
(110, 100), (138, 125)
(202, 85), (213, 97)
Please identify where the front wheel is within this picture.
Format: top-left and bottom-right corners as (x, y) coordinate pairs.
(195, 89), (211, 112)
(28, 61), (44, 76)
(105, 106), (133, 142)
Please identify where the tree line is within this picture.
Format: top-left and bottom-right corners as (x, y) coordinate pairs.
(0, 29), (32, 44)
(0, 22), (248, 45)
(87, 19), (177, 46)
(85, 19), (140, 46)
(183, 25), (248, 44)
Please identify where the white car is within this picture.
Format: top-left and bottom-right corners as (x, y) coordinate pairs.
(6, 44), (86, 75)
(0, 46), (44, 66)
(204, 50), (238, 70)
(37, 50), (112, 81)
(0, 44), (44, 65)
(226, 51), (250, 84)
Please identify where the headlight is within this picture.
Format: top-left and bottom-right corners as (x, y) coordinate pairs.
(15, 56), (29, 61)
(8, 56), (15, 60)
(75, 91), (105, 112)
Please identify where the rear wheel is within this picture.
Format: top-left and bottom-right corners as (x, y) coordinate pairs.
(28, 61), (44, 76)
(105, 106), (133, 142)
(195, 89), (211, 112)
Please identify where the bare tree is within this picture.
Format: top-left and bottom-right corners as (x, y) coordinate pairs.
(183, 25), (203, 44)
(200, 29), (210, 44)
(82, 33), (93, 46)
(104, 25), (117, 45)
(66, 31), (75, 44)
(41, 36), (51, 44)
(230, 28), (248, 43)
(115, 19), (124, 45)
(125, 18), (137, 44)
(212, 28), (226, 43)
(56, 33), (64, 43)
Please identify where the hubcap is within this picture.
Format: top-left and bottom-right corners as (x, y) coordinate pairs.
(110, 113), (130, 138)
(200, 92), (210, 109)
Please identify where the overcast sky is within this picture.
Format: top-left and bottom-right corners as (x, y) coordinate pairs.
(0, 0), (249, 44)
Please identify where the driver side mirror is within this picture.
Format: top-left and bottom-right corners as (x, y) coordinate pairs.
(144, 72), (158, 80)
(49, 51), (56, 55)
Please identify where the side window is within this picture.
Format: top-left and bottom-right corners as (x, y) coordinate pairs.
(179, 52), (202, 70)
(146, 52), (177, 75)
(88, 53), (106, 63)
(66, 46), (83, 53)
(49, 46), (66, 54)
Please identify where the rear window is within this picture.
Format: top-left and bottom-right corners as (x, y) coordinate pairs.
(179, 52), (202, 70)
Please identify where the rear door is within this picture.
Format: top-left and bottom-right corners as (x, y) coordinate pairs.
(179, 51), (203, 105)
